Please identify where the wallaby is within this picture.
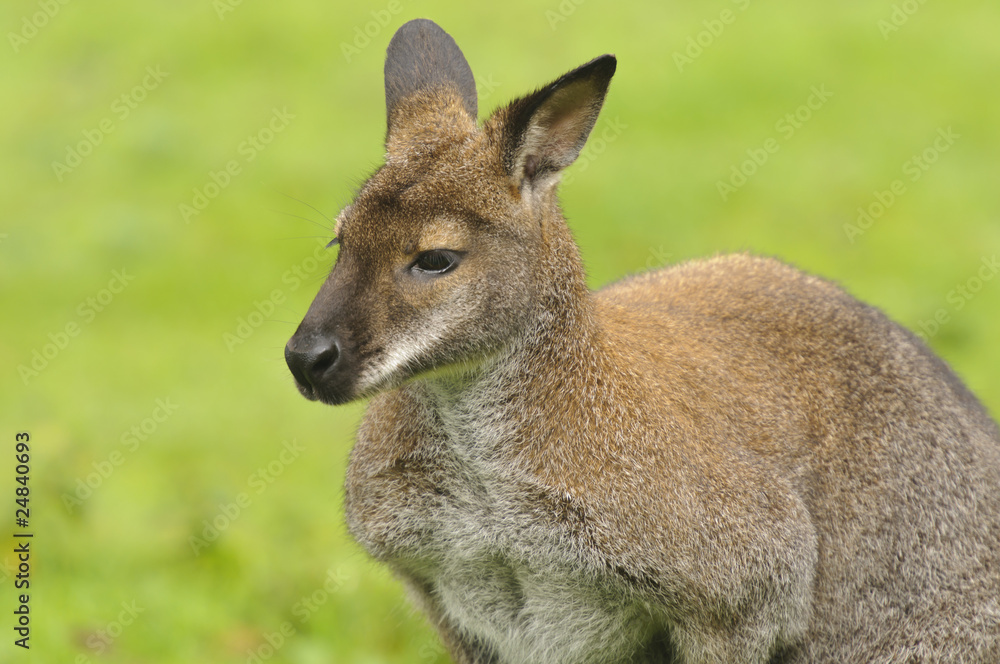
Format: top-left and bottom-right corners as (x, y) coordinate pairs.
(284, 18), (1000, 664)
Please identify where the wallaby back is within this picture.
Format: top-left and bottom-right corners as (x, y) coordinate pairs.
(285, 18), (1000, 664)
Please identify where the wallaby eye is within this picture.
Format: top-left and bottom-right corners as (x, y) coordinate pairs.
(412, 250), (461, 276)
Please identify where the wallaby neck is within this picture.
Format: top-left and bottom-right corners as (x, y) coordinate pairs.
(417, 212), (602, 456)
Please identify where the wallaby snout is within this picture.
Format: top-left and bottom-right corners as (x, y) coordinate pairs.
(285, 281), (364, 405)
(284, 332), (341, 402)
(286, 17), (1000, 664)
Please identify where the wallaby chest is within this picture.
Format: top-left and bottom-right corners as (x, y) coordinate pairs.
(345, 390), (661, 663)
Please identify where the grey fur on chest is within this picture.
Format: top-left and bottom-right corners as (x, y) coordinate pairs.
(348, 424), (660, 664)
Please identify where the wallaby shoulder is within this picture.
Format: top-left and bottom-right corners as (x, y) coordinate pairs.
(594, 252), (997, 426)
(595, 252), (867, 338)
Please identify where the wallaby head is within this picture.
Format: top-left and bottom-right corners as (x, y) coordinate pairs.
(285, 18), (615, 405)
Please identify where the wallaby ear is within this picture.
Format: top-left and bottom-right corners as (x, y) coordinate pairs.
(498, 55), (616, 190)
(384, 19), (478, 136)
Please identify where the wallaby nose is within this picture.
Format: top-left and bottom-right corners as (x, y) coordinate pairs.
(285, 336), (341, 394)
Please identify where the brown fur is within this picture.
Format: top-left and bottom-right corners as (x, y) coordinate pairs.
(286, 19), (1000, 663)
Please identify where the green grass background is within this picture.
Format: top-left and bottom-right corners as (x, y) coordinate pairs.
(2, 1), (999, 662)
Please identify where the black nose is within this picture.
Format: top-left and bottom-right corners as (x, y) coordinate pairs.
(284, 336), (341, 393)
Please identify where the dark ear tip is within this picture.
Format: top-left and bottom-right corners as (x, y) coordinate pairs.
(551, 54), (616, 92)
(589, 54), (617, 79)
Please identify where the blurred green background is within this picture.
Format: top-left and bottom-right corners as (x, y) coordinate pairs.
(2, 0), (998, 662)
